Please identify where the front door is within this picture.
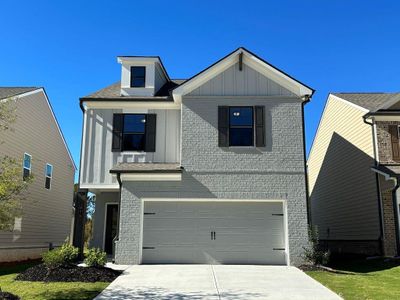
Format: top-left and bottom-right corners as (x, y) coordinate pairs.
(104, 204), (118, 255)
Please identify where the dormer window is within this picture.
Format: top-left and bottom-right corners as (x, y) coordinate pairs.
(130, 66), (146, 88)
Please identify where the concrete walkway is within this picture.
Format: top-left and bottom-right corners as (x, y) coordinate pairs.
(94, 265), (342, 300)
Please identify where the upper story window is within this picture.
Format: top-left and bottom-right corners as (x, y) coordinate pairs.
(122, 114), (146, 151)
(112, 113), (156, 152)
(45, 163), (53, 190)
(23, 153), (31, 180)
(218, 106), (265, 148)
(229, 107), (254, 146)
(130, 66), (146, 88)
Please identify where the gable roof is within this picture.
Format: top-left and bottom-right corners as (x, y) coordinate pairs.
(0, 87), (76, 170)
(332, 93), (400, 112)
(0, 87), (38, 99)
(172, 47), (315, 103)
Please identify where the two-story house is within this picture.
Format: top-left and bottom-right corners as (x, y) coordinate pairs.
(0, 87), (75, 262)
(308, 93), (400, 257)
(79, 47), (314, 265)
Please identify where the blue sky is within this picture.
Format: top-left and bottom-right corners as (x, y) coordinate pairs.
(1, 0), (399, 174)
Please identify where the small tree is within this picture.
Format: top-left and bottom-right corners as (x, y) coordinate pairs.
(0, 98), (32, 231)
(302, 225), (330, 265)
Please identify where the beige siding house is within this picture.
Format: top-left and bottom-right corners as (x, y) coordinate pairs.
(308, 92), (400, 256)
(0, 87), (75, 262)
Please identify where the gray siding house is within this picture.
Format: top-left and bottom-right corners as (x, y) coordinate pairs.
(79, 48), (314, 265)
(0, 88), (76, 262)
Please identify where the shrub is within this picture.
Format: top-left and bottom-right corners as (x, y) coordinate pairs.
(42, 242), (79, 269)
(302, 225), (330, 265)
(84, 248), (107, 267)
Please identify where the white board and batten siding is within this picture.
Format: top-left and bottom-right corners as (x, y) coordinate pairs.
(308, 95), (380, 240)
(80, 108), (181, 188)
(188, 62), (296, 97)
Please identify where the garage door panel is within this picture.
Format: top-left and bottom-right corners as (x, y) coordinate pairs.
(142, 201), (286, 265)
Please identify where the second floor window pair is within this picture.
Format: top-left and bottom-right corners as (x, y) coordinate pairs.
(23, 153), (53, 189)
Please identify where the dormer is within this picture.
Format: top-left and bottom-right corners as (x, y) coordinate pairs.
(117, 56), (169, 97)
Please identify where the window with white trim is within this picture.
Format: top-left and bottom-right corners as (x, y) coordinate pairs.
(45, 163), (53, 189)
(23, 153), (31, 181)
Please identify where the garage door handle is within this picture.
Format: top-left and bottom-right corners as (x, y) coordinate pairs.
(211, 231), (216, 240)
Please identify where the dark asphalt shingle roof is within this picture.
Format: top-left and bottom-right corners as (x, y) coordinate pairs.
(82, 79), (186, 100)
(332, 93), (400, 112)
(110, 163), (182, 173)
(0, 87), (38, 99)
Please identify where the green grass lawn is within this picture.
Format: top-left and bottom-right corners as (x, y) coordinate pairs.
(306, 258), (400, 300)
(0, 261), (109, 300)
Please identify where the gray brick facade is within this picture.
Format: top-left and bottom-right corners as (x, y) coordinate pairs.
(115, 97), (309, 266)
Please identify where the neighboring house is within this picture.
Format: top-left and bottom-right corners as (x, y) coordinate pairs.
(0, 87), (76, 262)
(308, 93), (400, 257)
(79, 47), (314, 265)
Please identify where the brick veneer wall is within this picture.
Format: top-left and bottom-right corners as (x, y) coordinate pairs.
(376, 121), (400, 164)
(381, 189), (397, 256)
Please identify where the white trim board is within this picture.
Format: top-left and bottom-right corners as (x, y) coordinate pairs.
(120, 173), (182, 182)
(82, 101), (180, 110)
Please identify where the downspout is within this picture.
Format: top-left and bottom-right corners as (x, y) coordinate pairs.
(392, 178), (400, 256)
(301, 95), (311, 225)
(363, 115), (385, 255)
(112, 172), (122, 262)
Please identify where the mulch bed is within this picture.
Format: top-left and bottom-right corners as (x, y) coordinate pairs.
(15, 263), (121, 283)
(0, 291), (20, 300)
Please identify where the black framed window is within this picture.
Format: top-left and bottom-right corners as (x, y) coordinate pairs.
(229, 107), (254, 146)
(23, 153), (32, 181)
(45, 163), (53, 190)
(122, 114), (146, 151)
(130, 66), (146, 88)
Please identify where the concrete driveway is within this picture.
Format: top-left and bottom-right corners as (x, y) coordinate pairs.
(94, 265), (342, 300)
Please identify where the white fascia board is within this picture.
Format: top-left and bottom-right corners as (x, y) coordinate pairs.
(172, 48), (313, 103)
(117, 57), (160, 64)
(330, 94), (369, 113)
(17, 88), (77, 170)
(120, 173), (182, 182)
(82, 100), (180, 110)
(242, 53), (313, 97)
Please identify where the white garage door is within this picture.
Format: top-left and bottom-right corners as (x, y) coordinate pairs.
(142, 201), (286, 265)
